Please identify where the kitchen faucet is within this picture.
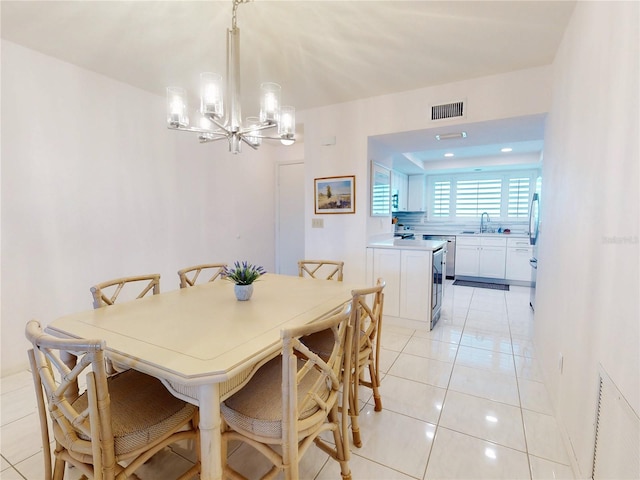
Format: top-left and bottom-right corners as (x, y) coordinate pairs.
(480, 212), (490, 233)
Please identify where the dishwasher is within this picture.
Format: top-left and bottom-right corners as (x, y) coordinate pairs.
(423, 235), (456, 279)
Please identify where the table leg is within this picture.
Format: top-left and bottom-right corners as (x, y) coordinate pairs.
(198, 383), (223, 480)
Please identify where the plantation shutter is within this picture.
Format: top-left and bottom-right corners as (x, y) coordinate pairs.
(508, 177), (530, 218)
(455, 178), (502, 217)
(432, 180), (451, 217)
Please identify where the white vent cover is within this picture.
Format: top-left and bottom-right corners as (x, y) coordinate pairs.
(430, 101), (466, 121)
(592, 368), (640, 479)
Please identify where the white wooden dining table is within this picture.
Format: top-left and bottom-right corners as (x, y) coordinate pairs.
(45, 273), (360, 480)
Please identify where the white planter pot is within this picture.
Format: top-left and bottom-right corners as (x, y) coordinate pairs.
(234, 284), (254, 301)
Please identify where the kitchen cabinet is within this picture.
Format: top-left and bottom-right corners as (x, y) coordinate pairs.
(506, 237), (533, 282)
(455, 236), (506, 279)
(367, 246), (436, 322)
(400, 249), (431, 320)
(391, 170), (408, 211)
(369, 248), (401, 317)
(407, 174), (426, 211)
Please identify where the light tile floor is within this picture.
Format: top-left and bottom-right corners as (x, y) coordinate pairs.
(1, 281), (576, 479)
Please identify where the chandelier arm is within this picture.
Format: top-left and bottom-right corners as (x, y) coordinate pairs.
(239, 123), (277, 135)
(204, 114), (231, 133)
(169, 125), (228, 138)
(199, 135), (230, 144)
(256, 135), (296, 141)
(239, 135), (260, 150)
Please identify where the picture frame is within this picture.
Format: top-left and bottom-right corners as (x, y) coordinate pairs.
(314, 175), (356, 214)
(370, 162), (391, 216)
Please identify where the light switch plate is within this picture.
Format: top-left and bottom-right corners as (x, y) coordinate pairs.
(312, 218), (324, 228)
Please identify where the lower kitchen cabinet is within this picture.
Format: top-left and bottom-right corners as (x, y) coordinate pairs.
(367, 247), (433, 322)
(369, 248), (401, 317)
(506, 237), (533, 282)
(455, 236), (506, 279)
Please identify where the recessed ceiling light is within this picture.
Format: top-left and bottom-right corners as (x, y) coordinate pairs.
(444, 152), (454, 157)
(501, 147), (513, 153)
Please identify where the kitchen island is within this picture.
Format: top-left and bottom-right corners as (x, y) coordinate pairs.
(367, 238), (446, 328)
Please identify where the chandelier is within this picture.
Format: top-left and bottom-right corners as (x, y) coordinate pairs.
(165, 0), (295, 154)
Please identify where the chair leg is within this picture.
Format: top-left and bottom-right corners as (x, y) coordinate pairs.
(369, 359), (383, 412)
(327, 407), (352, 480)
(349, 375), (362, 448)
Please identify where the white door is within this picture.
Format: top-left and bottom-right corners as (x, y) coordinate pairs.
(276, 162), (305, 275)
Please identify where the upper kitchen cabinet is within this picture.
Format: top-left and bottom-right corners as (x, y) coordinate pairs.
(408, 174), (426, 212)
(391, 170), (408, 212)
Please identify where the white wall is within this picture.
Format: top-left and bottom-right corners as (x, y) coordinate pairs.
(1, 41), (279, 375)
(536, 2), (639, 476)
(300, 66), (553, 283)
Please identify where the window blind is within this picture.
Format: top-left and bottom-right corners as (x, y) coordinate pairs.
(432, 180), (451, 217)
(372, 184), (390, 215)
(455, 178), (502, 217)
(507, 177), (530, 218)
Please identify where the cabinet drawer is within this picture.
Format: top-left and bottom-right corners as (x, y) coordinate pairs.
(456, 236), (480, 246)
(507, 237), (531, 248)
(481, 237), (507, 247)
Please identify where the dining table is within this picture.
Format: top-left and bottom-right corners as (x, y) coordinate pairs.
(45, 273), (361, 480)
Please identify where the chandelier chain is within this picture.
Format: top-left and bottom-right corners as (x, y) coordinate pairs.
(232, 0), (251, 29)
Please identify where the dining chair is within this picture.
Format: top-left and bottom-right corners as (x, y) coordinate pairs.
(220, 304), (354, 480)
(301, 278), (385, 448)
(25, 319), (200, 480)
(90, 274), (160, 308)
(177, 263), (227, 288)
(298, 259), (344, 281)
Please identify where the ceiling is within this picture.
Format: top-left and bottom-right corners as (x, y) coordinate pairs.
(370, 113), (547, 174)
(1, 1), (575, 167)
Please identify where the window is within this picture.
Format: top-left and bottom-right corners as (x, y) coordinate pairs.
(507, 177), (530, 218)
(427, 169), (539, 221)
(455, 178), (502, 217)
(371, 162), (391, 216)
(432, 180), (451, 217)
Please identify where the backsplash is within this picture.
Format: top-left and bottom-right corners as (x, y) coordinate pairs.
(393, 211), (529, 236)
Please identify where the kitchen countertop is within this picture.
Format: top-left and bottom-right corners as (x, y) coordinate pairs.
(368, 238), (446, 251)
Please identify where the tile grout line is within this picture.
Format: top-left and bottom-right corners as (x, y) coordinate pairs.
(506, 294), (534, 480)
(420, 284), (472, 480)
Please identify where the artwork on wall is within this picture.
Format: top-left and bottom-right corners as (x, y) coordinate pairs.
(314, 176), (356, 214)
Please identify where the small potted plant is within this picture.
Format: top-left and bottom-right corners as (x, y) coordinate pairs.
(223, 261), (266, 301)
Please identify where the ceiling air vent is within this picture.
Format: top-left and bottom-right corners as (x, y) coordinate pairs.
(431, 101), (465, 121)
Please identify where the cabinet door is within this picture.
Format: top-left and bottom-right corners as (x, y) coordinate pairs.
(372, 248), (401, 317)
(478, 246), (506, 278)
(399, 250), (431, 321)
(407, 175), (425, 211)
(455, 245), (480, 276)
(392, 171), (408, 211)
(506, 247), (533, 281)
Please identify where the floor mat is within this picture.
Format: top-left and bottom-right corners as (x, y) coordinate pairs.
(453, 279), (510, 291)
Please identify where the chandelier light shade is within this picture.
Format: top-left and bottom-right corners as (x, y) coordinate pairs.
(166, 0), (296, 154)
(167, 0), (296, 154)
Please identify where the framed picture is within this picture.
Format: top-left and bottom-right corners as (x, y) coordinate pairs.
(314, 176), (356, 214)
(370, 162), (391, 216)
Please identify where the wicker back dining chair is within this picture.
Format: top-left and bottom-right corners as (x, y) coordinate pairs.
(298, 260), (344, 281)
(177, 263), (227, 288)
(90, 274), (160, 309)
(220, 304), (354, 480)
(25, 320), (200, 480)
(301, 278), (385, 448)
(347, 278), (385, 447)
